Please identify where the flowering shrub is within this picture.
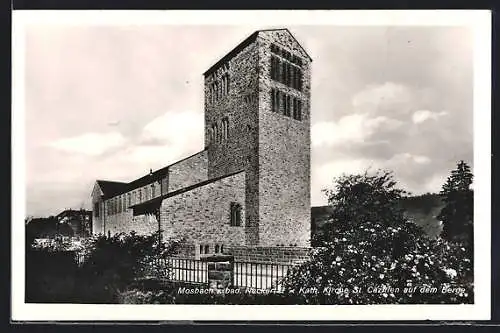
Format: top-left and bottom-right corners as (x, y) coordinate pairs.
(73, 231), (184, 303)
(282, 170), (473, 304)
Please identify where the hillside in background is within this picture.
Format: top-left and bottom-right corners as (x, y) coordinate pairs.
(311, 193), (444, 244)
(400, 193), (445, 239)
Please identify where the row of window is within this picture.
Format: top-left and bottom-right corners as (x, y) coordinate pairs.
(271, 88), (303, 121)
(199, 243), (224, 255)
(243, 93), (257, 105)
(271, 43), (303, 67)
(208, 74), (230, 104)
(271, 55), (303, 91)
(208, 117), (229, 145)
(104, 183), (158, 216)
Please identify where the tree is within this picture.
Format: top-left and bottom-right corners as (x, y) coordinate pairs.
(282, 170), (473, 304)
(437, 161), (474, 247)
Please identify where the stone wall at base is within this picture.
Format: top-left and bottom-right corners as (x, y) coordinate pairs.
(224, 245), (310, 264)
(171, 243), (196, 258)
(161, 171), (246, 247)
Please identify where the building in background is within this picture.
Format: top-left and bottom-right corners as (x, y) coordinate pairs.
(56, 209), (92, 238)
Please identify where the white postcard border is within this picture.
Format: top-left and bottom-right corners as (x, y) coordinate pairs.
(12, 9), (492, 321)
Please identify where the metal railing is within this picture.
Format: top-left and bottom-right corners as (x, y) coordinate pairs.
(233, 261), (292, 292)
(164, 257), (209, 284)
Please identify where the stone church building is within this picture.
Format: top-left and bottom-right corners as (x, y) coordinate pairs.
(91, 28), (312, 261)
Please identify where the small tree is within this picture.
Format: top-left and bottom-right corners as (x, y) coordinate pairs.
(282, 170), (473, 304)
(438, 161), (474, 247)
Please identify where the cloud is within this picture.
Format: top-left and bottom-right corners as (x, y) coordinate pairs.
(312, 114), (403, 147)
(311, 152), (433, 205)
(140, 110), (203, 148)
(412, 110), (449, 124)
(387, 153), (431, 166)
(351, 82), (414, 117)
(48, 131), (127, 156)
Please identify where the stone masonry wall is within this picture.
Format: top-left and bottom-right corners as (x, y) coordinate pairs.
(204, 40), (260, 246)
(160, 171), (246, 249)
(103, 209), (159, 236)
(168, 151), (208, 192)
(225, 245), (310, 264)
(91, 185), (105, 235)
(256, 30), (312, 247)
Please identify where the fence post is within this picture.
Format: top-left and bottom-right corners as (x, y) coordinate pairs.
(201, 254), (234, 290)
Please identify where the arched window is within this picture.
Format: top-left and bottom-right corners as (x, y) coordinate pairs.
(151, 184), (156, 198)
(215, 244), (220, 253)
(204, 245), (210, 254)
(230, 202), (242, 226)
(224, 118), (229, 140)
(220, 244), (224, 253)
(221, 119), (226, 141)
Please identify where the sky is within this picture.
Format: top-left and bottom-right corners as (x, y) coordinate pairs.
(24, 25), (473, 217)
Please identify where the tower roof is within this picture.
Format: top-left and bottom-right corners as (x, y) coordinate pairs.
(203, 28), (312, 77)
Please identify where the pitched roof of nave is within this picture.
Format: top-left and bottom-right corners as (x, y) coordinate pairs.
(94, 149), (207, 199)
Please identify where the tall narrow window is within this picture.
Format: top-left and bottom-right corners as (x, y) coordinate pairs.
(139, 189), (142, 202)
(200, 244), (204, 254)
(281, 93), (287, 116)
(215, 244), (220, 253)
(230, 202), (242, 226)
(222, 118), (229, 140)
(286, 63), (291, 86)
(271, 88), (275, 112)
(204, 245), (209, 254)
(94, 203), (100, 217)
(276, 90), (281, 113)
(277, 58), (283, 84)
(287, 95), (292, 117)
(293, 97), (297, 119)
(151, 184), (156, 197)
(271, 55), (277, 80)
(297, 99), (302, 121)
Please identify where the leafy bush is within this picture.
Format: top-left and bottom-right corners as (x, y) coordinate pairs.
(282, 170), (473, 304)
(73, 231), (184, 303)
